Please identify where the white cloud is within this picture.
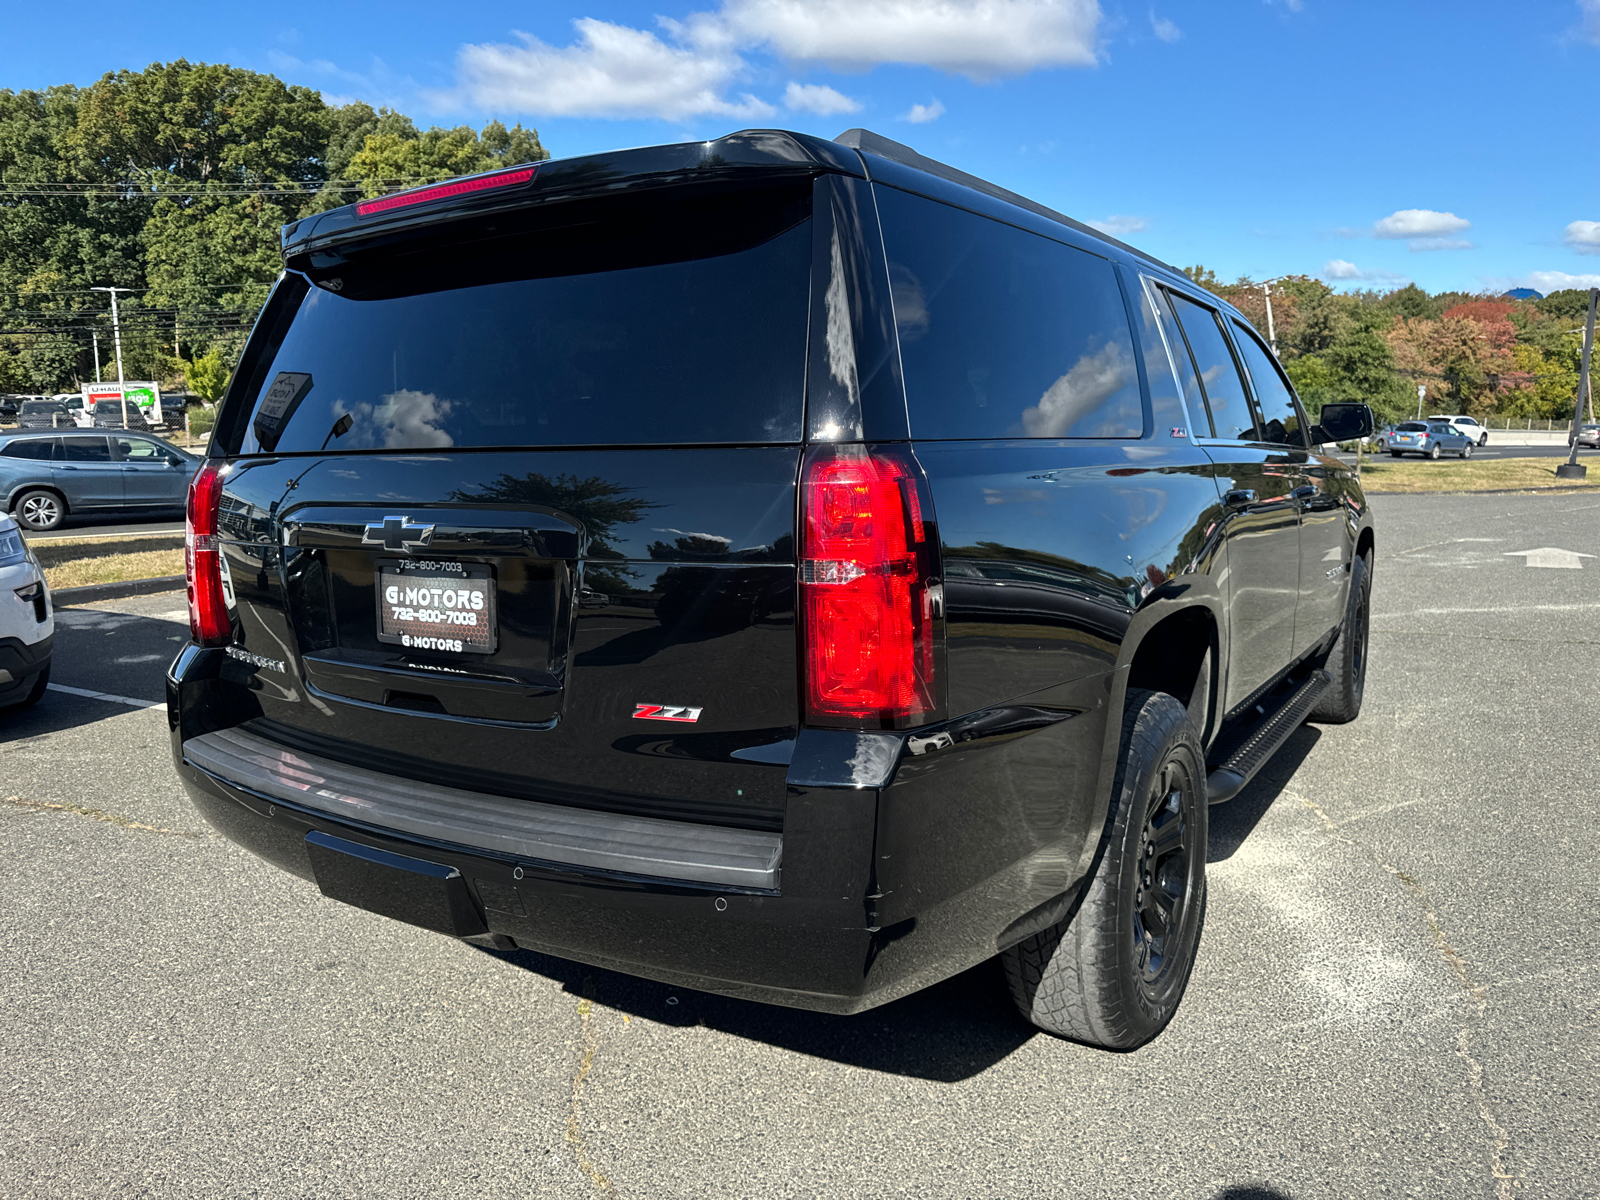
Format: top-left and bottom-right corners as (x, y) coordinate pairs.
(444, 2), (1106, 121)
(783, 81), (862, 114)
(1578, 0), (1600, 45)
(721, 0), (1102, 80)
(1321, 259), (1408, 283)
(1566, 220), (1600, 255)
(1088, 215), (1147, 236)
(903, 99), (946, 123)
(1372, 209), (1471, 239)
(1407, 237), (1475, 253)
(1150, 11), (1181, 41)
(1517, 270), (1600, 294)
(451, 17), (774, 121)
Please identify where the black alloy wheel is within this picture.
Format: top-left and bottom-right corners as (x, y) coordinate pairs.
(1002, 689), (1207, 1050)
(1312, 552), (1370, 723)
(1130, 755), (1203, 997)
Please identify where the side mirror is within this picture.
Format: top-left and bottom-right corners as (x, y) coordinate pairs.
(1311, 403), (1375, 445)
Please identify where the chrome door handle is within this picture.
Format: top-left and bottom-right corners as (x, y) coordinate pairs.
(1291, 485), (1317, 501)
(1222, 488), (1255, 507)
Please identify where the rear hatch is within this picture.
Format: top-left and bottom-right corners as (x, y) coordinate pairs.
(200, 181), (815, 835)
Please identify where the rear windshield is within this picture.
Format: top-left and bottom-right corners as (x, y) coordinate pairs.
(222, 187), (812, 454)
(1397, 422), (1427, 431)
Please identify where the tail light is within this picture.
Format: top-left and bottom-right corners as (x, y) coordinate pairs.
(800, 444), (939, 729)
(186, 461), (229, 646)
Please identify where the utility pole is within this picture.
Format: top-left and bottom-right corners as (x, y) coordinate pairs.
(92, 332), (101, 383)
(90, 286), (134, 427)
(1557, 288), (1597, 481)
(1260, 277), (1283, 356)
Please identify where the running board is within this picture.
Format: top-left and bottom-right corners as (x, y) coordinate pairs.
(1206, 669), (1331, 805)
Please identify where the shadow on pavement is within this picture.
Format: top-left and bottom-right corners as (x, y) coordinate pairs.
(1208, 724), (1322, 863)
(479, 943), (1037, 1082)
(1213, 1188), (1292, 1200)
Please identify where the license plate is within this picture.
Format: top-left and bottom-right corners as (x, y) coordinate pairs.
(376, 560), (497, 655)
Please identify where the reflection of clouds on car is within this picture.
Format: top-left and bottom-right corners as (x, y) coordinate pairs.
(1018, 340), (1139, 438)
(337, 391), (457, 450)
(889, 263), (929, 341)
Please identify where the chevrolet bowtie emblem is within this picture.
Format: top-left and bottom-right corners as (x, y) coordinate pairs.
(362, 515), (436, 553)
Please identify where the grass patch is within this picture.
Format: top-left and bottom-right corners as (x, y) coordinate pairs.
(1355, 455), (1600, 494)
(30, 534), (184, 590)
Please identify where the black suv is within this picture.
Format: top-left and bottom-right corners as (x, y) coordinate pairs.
(168, 129), (1375, 1050)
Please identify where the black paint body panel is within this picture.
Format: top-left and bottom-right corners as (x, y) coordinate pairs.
(170, 126), (1374, 1015)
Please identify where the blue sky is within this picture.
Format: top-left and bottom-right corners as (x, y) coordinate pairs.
(6, 0), (1600, 295)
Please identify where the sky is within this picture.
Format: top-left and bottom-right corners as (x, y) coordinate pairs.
(5, 0), (1600, 296)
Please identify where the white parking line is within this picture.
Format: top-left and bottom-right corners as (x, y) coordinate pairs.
(48, 683), (164, 711)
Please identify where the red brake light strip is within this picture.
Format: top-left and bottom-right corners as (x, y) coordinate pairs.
(356, 166), (537, 217)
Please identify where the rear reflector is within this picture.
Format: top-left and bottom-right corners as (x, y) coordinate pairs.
(355, 166), (537, 217)
(800, 445), (938, 729)
(186, 461), (229, 646)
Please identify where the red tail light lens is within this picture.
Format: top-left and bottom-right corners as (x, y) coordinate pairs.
(186, 461), (229, 646)
(801, 445), (938, 728)
(356, 166), (537, 217)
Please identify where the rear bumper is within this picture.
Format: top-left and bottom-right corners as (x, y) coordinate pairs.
(168, 645), (1114, 1014)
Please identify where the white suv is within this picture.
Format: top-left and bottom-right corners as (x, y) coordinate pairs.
(1428, 414), (1488, 445)
(0, 512), (52, 710)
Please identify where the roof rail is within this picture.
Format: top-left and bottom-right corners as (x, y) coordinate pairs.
(833, 128), (1178, 275)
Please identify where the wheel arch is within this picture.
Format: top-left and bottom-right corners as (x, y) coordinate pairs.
(8, 482), (70, 517)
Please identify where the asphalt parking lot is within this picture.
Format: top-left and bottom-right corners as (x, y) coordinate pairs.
(3, 489), (1597, 1199)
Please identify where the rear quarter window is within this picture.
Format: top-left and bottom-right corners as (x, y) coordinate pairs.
(877, 187), (1145, 440)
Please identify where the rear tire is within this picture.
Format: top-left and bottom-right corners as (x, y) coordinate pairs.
(15, 489), (65, 531)
(1479, 434), (1488, 446)
(1460, 443), (1472, 459)
(1002, 689), (1207, 1050)
(1311, 554), (1370, 724)
(1428, 443), (1441, 460)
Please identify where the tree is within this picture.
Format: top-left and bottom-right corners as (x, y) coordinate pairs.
(348, 121), (547, 199)
(179, 345), (231, 406)
(0, 61), (553, 391)
(1180, 265), (1224, 295)
(1536, 289), (1596, 322)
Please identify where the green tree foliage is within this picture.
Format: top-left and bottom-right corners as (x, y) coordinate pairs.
(0, 61), (548, 392)
(178, 345), (230, 406)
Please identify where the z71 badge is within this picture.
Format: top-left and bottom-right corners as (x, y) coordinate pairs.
(633, 704), (703, 723)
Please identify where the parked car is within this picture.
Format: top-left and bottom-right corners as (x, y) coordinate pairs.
(167, 128), (1376, 1051)
(1572, 424), (1600, 449)
(1371, 423), (1399, 451)
(1427, 414), (1488, 445)
(1387, 420), (1474, 459)
(0, 430), (200, 530)
(16, 399), (71, 431)
(0, 512), (52, 711)
(0, 396), (21, 421)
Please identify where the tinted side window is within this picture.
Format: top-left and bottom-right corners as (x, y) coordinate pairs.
(1145, 284), (1203, 435)
(1141, 283), (1203, 435)
(58, 436), (111, 462)
(1230, 320), (1305, 447)
(878, 187), (1144, 439)
(1167, 292), (1255, 441)
(1, 438), (57, 460)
